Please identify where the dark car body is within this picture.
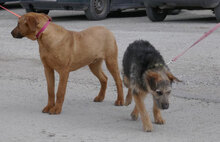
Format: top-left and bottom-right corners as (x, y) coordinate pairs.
(0, 0), (18, 2)
(20, 0), (145, 20)
(144, 0), (220, 21)
(145, 0), (220, 9)
(0, 0), (18, 4)
(20, 0), (144, 10)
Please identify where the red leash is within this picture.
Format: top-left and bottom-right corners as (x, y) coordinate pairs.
(0, 4), (21, 18)
(167, 23), (220, 65)
(0, 4), (51, 38)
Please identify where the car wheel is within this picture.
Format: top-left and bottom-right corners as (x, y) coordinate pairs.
(26, 9), (49, 15)
(146, 7), (167, 22)
(214, 4), (220, 22)
(85, 0), (110, 20)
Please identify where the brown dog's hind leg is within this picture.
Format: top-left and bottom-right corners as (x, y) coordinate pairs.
(153, 100), (165, 124)
(49, 71), (69, 114)
(89, 60), (108, 102)
(105, 58), (124, 106)
(42, 66), (55, 113)
(133, 94), (153, 132)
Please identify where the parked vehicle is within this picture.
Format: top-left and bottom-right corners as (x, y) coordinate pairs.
(0, 0), (18, 5)
(20, 0), (145, 20)
(144, 0), (220, 22)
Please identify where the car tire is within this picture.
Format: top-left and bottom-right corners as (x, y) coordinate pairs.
(85, 0), (110, 20)
(214, 4), (220, 22)
(146, 7), (167, 22)
(26, 9), (49, 15)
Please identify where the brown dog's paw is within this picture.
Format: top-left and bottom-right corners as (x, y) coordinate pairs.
(155, 118), (165, 125)
(93, 96), (104, 102)
(42, 105), (54, 113)
(49, 105), (62, 115)
(114, 99), (124, 106)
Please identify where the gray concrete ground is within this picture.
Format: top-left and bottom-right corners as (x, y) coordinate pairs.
(0, 3), (220, 142)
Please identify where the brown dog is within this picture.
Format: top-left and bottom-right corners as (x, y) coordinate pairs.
(11, 12), (124, 114)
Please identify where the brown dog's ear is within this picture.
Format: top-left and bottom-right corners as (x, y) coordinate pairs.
(26, 16), (38, 32)
(166, 72), (181, 83)
(42, 13), (52, 21)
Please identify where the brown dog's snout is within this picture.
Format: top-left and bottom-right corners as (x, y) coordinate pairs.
(11, 28), (24, 39)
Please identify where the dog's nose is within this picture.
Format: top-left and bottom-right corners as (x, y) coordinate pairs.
(11, 30), (23, 39)
(161, 103), (169, 109)
(11, 30), (15, 37)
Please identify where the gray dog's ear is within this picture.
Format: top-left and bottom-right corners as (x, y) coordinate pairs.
(146, 71), (160, 90)
(26, 16), (39, 32)
(166, 72), (181, 83)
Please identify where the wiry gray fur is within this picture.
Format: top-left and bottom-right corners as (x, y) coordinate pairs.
(122, 40), (169, 91)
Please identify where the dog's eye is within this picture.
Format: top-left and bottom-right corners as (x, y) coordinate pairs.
(156, 90), (163, 96)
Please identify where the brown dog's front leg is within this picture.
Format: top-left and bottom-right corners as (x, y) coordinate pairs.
(133, 94), (153, 132)
(42, 66), (55, 113)
(49, 71), (69, 114)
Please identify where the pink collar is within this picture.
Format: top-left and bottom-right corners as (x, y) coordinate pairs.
(36, 19), (51, 39)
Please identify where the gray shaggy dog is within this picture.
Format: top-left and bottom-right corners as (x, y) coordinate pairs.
(122, 40), (180, 132)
